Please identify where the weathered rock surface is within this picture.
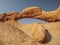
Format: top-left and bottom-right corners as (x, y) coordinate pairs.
(18, 23), (45, 42)
(0, 12), (21, 21)
(0, 6), (60, 45)
(4, 20), (60, 45)
(41, 6), (60, 22)
(0, 21), (40, 45)
(7, 20), (45, 42)
(20, 6), (60, 22)
(0, 6), (60, 22)
(44, 22), (60, 45)
(0, 20), (60, 45)
(20, 6), (42, 18)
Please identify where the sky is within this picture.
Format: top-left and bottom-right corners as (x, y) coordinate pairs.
(0, 0), (60, 24)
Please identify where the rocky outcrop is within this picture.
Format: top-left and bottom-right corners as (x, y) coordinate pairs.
(0, 6), (60, 45)
(0, 21), (40, 45)
(6, 20), (45, 42)
(41, 6), (60, 22)
(8, 21), (60, 45)
(44, 22), (60, 45)
(0, 12), (22, 21)
(16, 22), (45, 42)
(0, 20), (60, 45)
(20, 6), (60, 22)
(0, 6), (60, 22)
(20, 6), (42, 18)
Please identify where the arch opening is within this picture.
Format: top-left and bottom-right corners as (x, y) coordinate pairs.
(17, 18), (49, 24)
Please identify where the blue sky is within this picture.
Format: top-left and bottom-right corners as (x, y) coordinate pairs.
(0, 0), (60, 24)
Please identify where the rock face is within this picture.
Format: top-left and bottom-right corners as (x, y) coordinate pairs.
(0, 21), (40, 45)
(7, 20), (45, 42)
(0, 12), (21, 21)
(44, 22), (60, 45)
(10, 21), (60, 45)
(0, 6), (60, 45)
(41, 6), (60, 22)
(20, 6), (60, 22)
(0, 6), (60, 22)
(0, 20), (60, 45)
(20, 6), (42, 18)
(17, 23), (45, 42)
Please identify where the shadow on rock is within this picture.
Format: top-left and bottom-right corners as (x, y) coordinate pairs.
(40, 29), (52, 44)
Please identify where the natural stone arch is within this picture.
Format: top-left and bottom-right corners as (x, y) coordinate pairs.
(0, 6), (60, 45)
(0, 6), (60, 22)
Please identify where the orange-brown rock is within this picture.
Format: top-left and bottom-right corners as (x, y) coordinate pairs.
(7, 20), (45, 42)
(20, 6), (42, 18)
(8, 21), (60, 45)
(0, 13), (6, 21)
(0, 20), (40, 45)
(44, 22), (60, 45)
(0, 20), (60, 45)
(20, 23), (45, 42)
(0, 6), (60, 22)
(41, 6), (60, 22)
(0, 7), (42, 22)
(0, 6), (60, 45)
(20, 6), (60, 22)
(0, 12), (22, 21)
(5, 22), (60, 45)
